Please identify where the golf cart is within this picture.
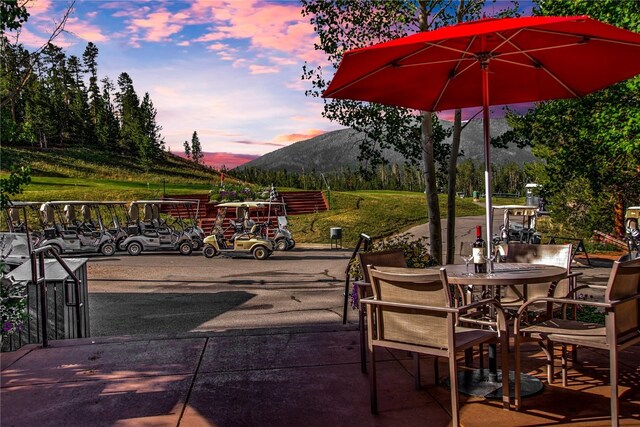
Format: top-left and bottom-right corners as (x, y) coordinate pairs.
(4, 201), (43, 234)
(89, 201), (130, 251)
(492, 205), (542, 258)
(39, 201), (117, 256)
(262, 201), (295, 251)
(119, 200), (198, 256)
(202, 202), (274, 260)
(625, 206), (640, 257)
(2, 201), (44, 268)
(161, 199), (205, 250)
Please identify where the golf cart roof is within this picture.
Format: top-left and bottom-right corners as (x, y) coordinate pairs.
(217, 201), (280, 208)
(626, 206), (640, 218)
(7, 201), (43, 207)
(493, 205), (538, 215)
(132, 200), (198, 205)
(46, 201), (118, 206)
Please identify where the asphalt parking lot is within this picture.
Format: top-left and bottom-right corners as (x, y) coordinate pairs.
(85, 214), (616, 338)
(87, 248), (354, 336)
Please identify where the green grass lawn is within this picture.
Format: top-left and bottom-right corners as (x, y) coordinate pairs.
(19, 176), (212, 201)
(288, 191), (491, 246)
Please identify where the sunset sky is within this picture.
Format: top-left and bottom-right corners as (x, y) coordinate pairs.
(13, 0), (532, 168)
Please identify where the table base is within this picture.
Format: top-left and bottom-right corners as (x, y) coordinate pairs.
(444, 369), (544, 399)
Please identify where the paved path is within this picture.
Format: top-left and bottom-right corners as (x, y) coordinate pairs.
(2, 326), (639, 426)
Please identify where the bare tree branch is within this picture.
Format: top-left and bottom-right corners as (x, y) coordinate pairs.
(1, 1), (75, 109)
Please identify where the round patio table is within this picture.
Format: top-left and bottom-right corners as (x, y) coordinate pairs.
(376, 263), (568, 399)
(444, 263), (567, 399)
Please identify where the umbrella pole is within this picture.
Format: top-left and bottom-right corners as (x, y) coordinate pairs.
(481, 57), (493, 274)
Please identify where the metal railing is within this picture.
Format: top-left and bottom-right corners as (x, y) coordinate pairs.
(30, 245), (83, 348)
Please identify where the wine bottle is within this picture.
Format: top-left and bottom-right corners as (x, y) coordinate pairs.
(473, 225), (487, 273)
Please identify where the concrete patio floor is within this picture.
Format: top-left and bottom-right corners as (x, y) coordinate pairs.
(2, 325), (639, 427)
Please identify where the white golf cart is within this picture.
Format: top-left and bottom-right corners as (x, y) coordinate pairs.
(119, 200), (198, 256)
(39, 201), (117, 256)
(492, 205), (542, 259)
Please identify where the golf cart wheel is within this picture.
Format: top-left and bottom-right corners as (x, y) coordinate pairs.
(203, 245), (217, 258)
(275, 239), (288, 251)
(253, 246), (269, 260)
(179, 241), (193, 256)
(46, 244), (62, 257)
(101, 242), (116, 256)
(287, 239), (295, 250)
(191, 239), (203, 251)
(127, 241), (143, 256)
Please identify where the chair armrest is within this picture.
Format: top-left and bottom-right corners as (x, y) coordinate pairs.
(360, 297), (458, 314)
(513, 296), (613, 335)
(564, 284), (607, 298)
(458, 298), (508, 336)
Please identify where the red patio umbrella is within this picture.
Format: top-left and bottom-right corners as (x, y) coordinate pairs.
(323, 15), (640, 264)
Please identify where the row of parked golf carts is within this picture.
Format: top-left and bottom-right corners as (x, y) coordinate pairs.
(4, 200), (294, 260)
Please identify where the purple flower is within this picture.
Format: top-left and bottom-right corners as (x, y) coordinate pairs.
(3, 321), (13, 332)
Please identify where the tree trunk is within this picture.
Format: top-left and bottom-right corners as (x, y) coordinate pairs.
(446, 109), (463, 264)
(614, 197), (624, 237)
(422, 112), (442, 264)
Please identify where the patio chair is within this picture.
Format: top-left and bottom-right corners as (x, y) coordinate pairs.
(513, 256), (640, 426)
(362, 268), (509, 426)
(354, 249), (407, 373)
(501, 243), (579, 318)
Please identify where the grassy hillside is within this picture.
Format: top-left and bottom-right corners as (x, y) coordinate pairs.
(1, 146), (535, 246)
(289, 191), (489, 245)
(2, 146), (231, 201)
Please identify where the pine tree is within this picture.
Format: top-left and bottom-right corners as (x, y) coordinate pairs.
(191, 131), (203, 164)
(183, 140), (191, 159)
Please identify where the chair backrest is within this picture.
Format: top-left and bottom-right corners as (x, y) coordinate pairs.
(505, 243), (572, 269)
(369, 268), (451, 349)
(605, 256), (640, 339)
(357, 249), (407, 283)
(505, 243), (572, 299)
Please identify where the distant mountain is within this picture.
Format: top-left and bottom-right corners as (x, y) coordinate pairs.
(235, 118), (538, 173)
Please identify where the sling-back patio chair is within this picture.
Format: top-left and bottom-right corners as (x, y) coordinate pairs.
(513, 256), (640, 426)
(502, 243), (579, 318)
(362, 267), (510, 426)
(353, 249), (407, 373)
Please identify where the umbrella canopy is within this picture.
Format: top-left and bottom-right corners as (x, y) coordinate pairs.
(323, 15), (640, 109)
(323, 15), (640, 267)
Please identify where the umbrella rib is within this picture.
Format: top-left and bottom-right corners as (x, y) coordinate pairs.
(495, 33), (580, 97)
(527, 27), (640, 48)
(432, 36), (478, 111)
(324, 41), (445, 98)
(490, 28), (525, 55)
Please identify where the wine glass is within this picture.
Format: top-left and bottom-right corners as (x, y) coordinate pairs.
(481, 248), (498, 276)
(459, 242), (474, 275)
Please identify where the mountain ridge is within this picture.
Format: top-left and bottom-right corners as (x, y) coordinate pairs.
(235, 118), (537, 173)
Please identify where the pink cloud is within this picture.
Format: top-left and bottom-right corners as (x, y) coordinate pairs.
(65, 17), (108, 43)
(128, 8), (183, 42)
(249, 65), (279, 75)
(273, 129), (326, 144)
(187, 0), (320, 64)
(24, 0), (52, 15)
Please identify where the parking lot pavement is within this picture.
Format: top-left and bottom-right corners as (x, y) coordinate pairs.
(86, 241), (615, 338)
(87, 248), (356, 336)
